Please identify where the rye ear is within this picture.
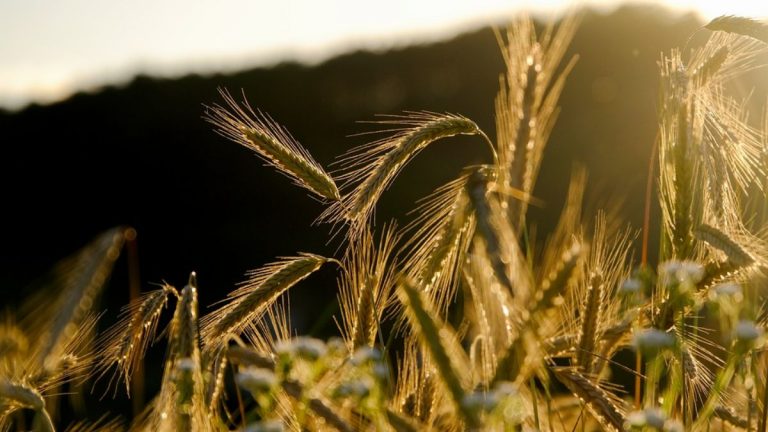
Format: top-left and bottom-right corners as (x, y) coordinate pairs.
(205, 88), (340, 201)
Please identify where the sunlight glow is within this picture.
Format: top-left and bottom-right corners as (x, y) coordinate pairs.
(0, 0), (765, 110)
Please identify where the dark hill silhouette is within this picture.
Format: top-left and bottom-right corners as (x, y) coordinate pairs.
(3, 5), (755, 330)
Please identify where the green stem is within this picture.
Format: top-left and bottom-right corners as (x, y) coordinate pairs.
(661, 363), (680, 415)
(645, 355), (665, 407)
(693, 351), (738, 430)
(748, 351), (755, 431)
(678, 313), (687, 426)
(759, 352), (768, 432)
(530, 377), (540, 431)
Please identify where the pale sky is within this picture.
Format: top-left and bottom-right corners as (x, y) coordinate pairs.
(1, 0), (766, 110)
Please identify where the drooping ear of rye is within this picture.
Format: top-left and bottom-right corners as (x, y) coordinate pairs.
(205, 89), (340, 201)
(201, 254), (329, 349)
(385, 408), (424, 432)
(552, 367), (626, 432)
(694, 224), (755, 266)
(706, 16), (768, 44)
(713, 405), (749, 429)
(0, 378), (46, 413)
(320, 112), (482, 238)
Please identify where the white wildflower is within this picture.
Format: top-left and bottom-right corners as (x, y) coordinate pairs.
(237, 367), (278, 393)
(633, 328), (675, 355)
(734, 320), (761, 342)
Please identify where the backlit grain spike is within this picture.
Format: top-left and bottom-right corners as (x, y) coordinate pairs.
(695, 224), (754, 266)
(397, 277), (477, 427)
(706, 16), (768, 44)
(576, 272), (604, 371)
(553, 368), (625, 432)
(202, 254), (328, 348)
(319, 112), (481, 238)
(96, 285), (175, 394)
(206, 89), (340, 201)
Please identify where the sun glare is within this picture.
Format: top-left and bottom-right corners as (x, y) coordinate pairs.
(0, 0), (765, 110)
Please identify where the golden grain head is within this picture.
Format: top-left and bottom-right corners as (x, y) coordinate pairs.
(206, 89), (340, 201)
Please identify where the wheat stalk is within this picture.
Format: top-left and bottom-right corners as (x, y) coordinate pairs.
(151, 274), (210, 432)
(491, 241), (581, 386)
(706, 16), (768, 44)
(385, 408), (422, 432)
(699, 259), (741, 289)
(338, 225), (398, 351)
(545, 334), (575, 356)
(6, 11), (768, 432)
(679, 344), (718, 419)
(167, 276), (202, 363)
(392, 339), (439, 426)
(576, 272), (604, 372)
(714, 405), (749, 428)
(690, 46), (729, 88)
(531, 241), (582, 314)
(464, 249), (518, 382)
(566, 214), (636, 376)
(31, 227), (127, 372)
(205, 89), (340, 201)
(467, 166), (517, 294)
(397, 277), (477, 428)
(202, 254), (329, 348)
(658, 33), (767, 261)
(0, 378), (45, 411)
(33, 409), (55, 432)
(96, 285), (175, 394)
(203, 346), (228, 411)
(402, 170), (476, 316)
(695, 223), (755, 266)
(319, 112), (482, 238)
(552, 367), (626, 432)
(0, 378), (56, 432)
(62, 416), (124, 432)
(169, 282), (205, 430)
